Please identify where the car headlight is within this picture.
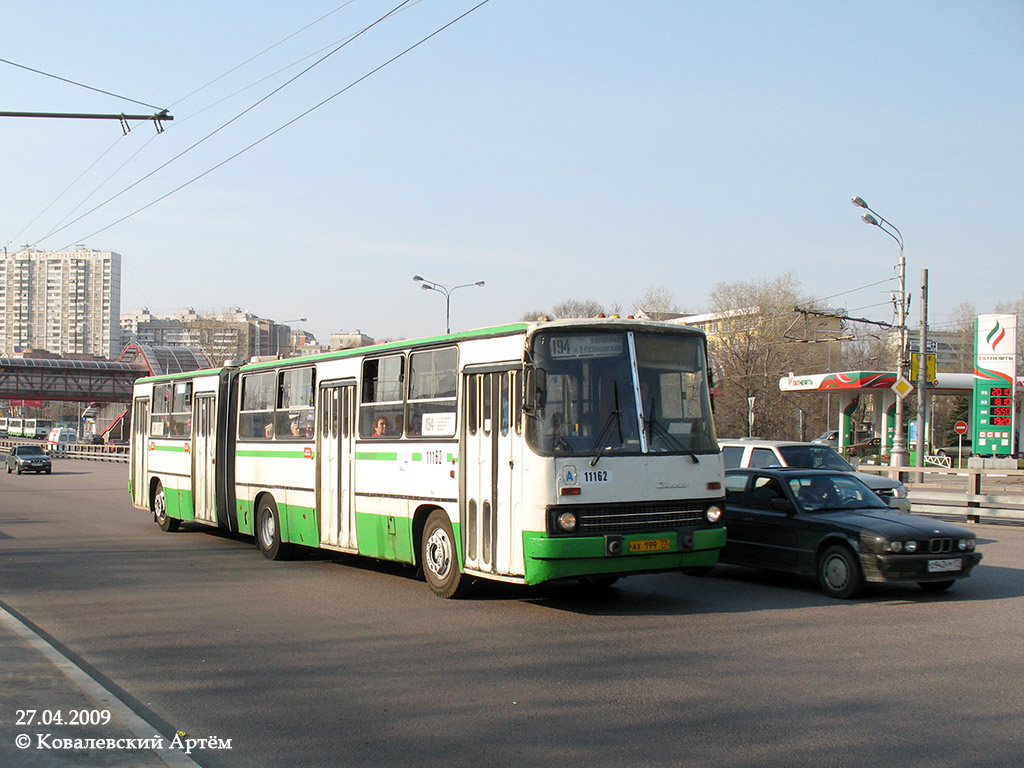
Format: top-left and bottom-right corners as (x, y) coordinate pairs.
(904, 540), (918, 553)
(887, 540), (903, 553)
(893, 483), (908, 498)
(705, 504), (723, 524)
(556, 511), (577, 533)
(958, 538), (975, 551)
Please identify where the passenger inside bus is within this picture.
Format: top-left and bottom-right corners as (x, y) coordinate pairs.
(372, 416), (389, 437)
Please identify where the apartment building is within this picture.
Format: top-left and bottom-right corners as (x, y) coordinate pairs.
(121, 307), (294, 364)
(0, 247), (122, 359)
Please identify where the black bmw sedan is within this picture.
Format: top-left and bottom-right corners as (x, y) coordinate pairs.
(720, 467), (981, 598)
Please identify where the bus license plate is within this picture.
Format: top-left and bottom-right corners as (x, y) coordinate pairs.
(628, 538), (671, 553)
(927, 558), (962, 573)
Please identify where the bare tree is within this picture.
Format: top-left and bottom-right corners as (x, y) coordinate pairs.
(842, 324), (893, 371)
(633, 285), (682, 320)
(948, 301), (978, 372)
(705, 274), (833, 440)
(550, 299), (606, 319)
(520, 309), (550, 322)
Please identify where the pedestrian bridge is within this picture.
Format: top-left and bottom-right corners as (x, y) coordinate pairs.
(0, 344), (210, 403)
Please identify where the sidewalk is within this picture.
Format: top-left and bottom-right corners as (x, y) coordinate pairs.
(0, 607), (199, 768)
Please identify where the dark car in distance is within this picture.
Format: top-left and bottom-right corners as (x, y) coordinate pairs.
(720, 467), (981, 598)
(6, 444), (52, 474)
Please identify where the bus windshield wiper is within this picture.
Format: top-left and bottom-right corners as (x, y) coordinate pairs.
(589, 382), (623, 467)
(645, 401), (699, 463)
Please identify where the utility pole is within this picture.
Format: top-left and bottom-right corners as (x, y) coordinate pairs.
(852, 196), (909, 467)
(915, 269), (929, 476)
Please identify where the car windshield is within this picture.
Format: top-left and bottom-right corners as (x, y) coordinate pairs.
(526, 329), (718, 457)
(778, 445), (852, 471)
(787, 475), (887, 512)
(14, 446), (45, 456)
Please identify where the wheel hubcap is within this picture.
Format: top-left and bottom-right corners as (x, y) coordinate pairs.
(425, 528), (452, 579)
(261, 509), (276, 547)
(824, 555), (849, 589)
(154, 491), (166, 520)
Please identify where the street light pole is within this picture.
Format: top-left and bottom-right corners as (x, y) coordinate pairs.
(852, 196), (908, 467)
(412, 275), (486, 334)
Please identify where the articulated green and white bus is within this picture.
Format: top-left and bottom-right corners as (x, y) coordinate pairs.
(4, 418), (53, 438)
(129, 319), (726, 597)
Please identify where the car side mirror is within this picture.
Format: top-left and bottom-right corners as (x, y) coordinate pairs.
(770, 497), (796, 514)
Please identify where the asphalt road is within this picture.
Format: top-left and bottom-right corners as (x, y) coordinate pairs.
(2, 461), (1023, 768)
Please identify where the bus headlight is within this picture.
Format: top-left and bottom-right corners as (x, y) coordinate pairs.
(556, 511), (578, 533)
(705, 504), (723, 524)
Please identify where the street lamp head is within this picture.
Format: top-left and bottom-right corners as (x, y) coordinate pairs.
(474, 281), (485, 287)
(851, 196), (868, 209)
(412, 275), (424, 282)
(420, 284), (432, 291)
(861, 212), (880, 227)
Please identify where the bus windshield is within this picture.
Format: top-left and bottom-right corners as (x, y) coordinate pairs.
(527, 329), (718, 457)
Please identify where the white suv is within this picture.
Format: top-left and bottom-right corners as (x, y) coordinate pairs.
(719, 439), (910, 512)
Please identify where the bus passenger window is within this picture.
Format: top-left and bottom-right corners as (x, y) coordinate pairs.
(408, 348), (457, 437)
(277, 367), (315, 440)
(150, 383), (172, 437)
(361, 355), (404, 438)
(239, 372), (276, 439)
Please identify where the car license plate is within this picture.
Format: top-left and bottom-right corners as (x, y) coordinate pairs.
(628, 538), (671, 553)
(928, 558), (962, 573)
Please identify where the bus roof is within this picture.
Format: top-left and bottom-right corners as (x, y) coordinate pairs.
(134, 318), (706, 384)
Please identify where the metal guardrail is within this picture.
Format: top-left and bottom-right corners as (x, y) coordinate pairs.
(858, 464), (1024, 523)
(56, 444), (129, 463)
(0, 439), (128, 463)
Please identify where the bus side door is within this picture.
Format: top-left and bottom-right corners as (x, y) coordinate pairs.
(130, 398), (150, 509)
(192, 394), (217, 525)
(318, 382), (357, 550)
(462, 369), (517, 576)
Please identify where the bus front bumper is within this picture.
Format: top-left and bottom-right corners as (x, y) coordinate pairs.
(522, 527), (727, 585)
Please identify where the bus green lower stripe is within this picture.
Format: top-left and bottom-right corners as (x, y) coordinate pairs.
(521, 527), (727, 585)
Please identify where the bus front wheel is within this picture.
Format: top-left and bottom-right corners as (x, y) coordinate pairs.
(256, 497), (292, 561)
(421, 510), (470, 599)
(153, 481), (180, 532)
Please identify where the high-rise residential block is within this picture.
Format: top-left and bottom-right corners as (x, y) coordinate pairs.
(0, 247), (122, 359)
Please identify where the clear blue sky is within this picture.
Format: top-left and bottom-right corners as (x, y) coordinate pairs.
(2, 1), (1021, 343)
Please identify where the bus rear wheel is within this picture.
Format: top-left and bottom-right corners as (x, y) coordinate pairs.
(153, 481), (180, 532)
(421, 510), (470, 599)
(256, 497), (292, 561)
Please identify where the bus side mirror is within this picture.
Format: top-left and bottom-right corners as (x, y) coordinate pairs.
(523, 366), (546, 413)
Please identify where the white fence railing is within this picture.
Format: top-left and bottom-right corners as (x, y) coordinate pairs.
(858, 465), (1024, 524)
(1, 439), (128, 463)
